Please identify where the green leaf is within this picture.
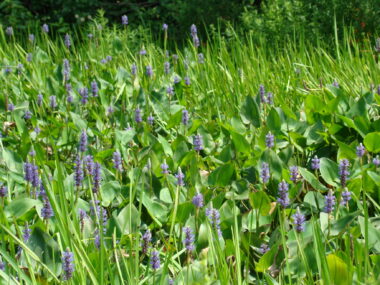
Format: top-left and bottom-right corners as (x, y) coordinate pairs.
(241, 96), (260, 127)
(267, 108), (281, 131)
(364, 132), (380, 153)
(2, 149), (23, 173)
(100, 181), (120, 206)
(319, 158), (339, 187)
(299, 167), (328, 191)
(330, 211), (360, 236)
(249, 191), (271, 216)
(230, 131), (250, 154)
(326, 254), (351, 285)
(208, 163), (235, 187)
(114, 204), (140, 235)
(5, 198), (41, 218)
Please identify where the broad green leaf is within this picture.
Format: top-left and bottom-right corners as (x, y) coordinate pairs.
(249, 191), (271, 216)
(299, 167), (328, 191)
(267, 108), (281, 131)
(241, 96), (260, 127)
(364, 132), (380, 153)
(208, 163), (235, 187)
(5, 198), (41, 218)
(114, 204), (140, 234)
(230, 131), (250, 154)
(326, 254), (351, 285)
(319, 158), (339, 187)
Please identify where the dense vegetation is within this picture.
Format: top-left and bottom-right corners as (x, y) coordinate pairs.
(0, 14), (380, 284)
(1, 0), (379, 42)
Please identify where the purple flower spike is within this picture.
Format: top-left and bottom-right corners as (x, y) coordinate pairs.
(338, 159), (350, 188)
(147, 114), (154, 125)
(79, 130), (87, 153)
(91, 80), (98, 97)
(146, 65), (153, 77)
(29, 34), (35, 42)
(162, 23), (168, 31)
(184, 76), (191, 86)
(64, 34), (71, 48)
(206, 208), (222, 237)
(277, 180), (289, 208)
(112, 151), (123, 172)
(267, 92), (274, 105)
(373, 155), (380, 167)
(42, 24), (49, 33)
(5, 26), (13, 36)
(259, 85), (267, 104)
(74, 155), (84, 187)
(193, 134), (203, 151)
(192, 193), (204, 208)
(161, 160), (169, 174)
(164, 62), (170, 74)
(141, 230), (152, 255)
(259, 243), (270, 254)
(356, 143), (365, 158)
(265, 132), (274, 148)
(340, 189), (351, 206)
(289, 166), (300, 183)
(150, 250), (160, 270)
(24, 110), (32, 120)
(0, 185), (8, 198)
(23, 224), (32, 242)
(182, 109), (189, 125)
(183, 226), (195, 251)
(292, 209), (306, 232)
(79, 209), (87, 232)
(121, 15), (128, 25)
(41, 196), (54, 220)
(166, 86), (174, 96)
(311, 155), (320, 170)
(135, 108), (142, 123)
(79, 87), (89, 104)
(260, 162), (270, 184)
(324, 190), (336, 213)
(62, 248), (75, 280)
(93, 163), (101, 194)
(7, 103), (14, 111)
(131, 63), (137, 76)
(49, 96), (57, 109)
(175, 167), (185, 186)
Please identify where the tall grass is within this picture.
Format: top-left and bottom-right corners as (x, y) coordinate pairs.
(0, 18), (379, 284)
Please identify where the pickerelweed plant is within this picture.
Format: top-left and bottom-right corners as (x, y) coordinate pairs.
(0, 15), (379, 285)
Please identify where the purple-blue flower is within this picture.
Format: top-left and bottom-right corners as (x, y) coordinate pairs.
(135, 108), (142, 123)
(41, 196), (54, 220)
(311, 155), (320, 170)
(5, 26), (13, 36)
(373, 155), (380, 167)
(112, 151), (123, 172)
(356, 143), (365, 158)
(141, 230), (152, 255)
(49, 96), (57, 109)
(162, 23), (168, 31)
(150, 250), (160, 270)
(121, 15), (128, 25)
(324, 190), (336, 213)
(289, 166), (300, 183)
(147, 114), (154, 125)
(79, 130), (87, 153)
(277, 180), (289, 208)
(265, 132), (274, 148)
(24, 110), (32, 120)
(292, 209), (306, 232)
(64, 34), (71, 48)
(161, 160), (170, 174)
(29, 34), (35, 42)
(131, 63), (137, 76)
(259, 84), (267, 104)
(192, 193), (204, 208)
(62, 248), (75, 280)
(93, 162), (101, 194)
(206, 208), (222, 237)
(74, 155), (84, 187)
(146, 65), (153, 77)
(260, 162), (270, 184)
(42, 24), (49, 33)
(175, 167), (185, 186)
(0, 185), (7, 198)
(193, 134), (203, 151)
(338, 159), (350, 188)
(91, 80), (98, 97)
(183, 226), (194, 251)
(259, 243), (270, 254)
(182, 109), (189, 125)
(164, 61), (170, 74)
(340, 189), (351, 206)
